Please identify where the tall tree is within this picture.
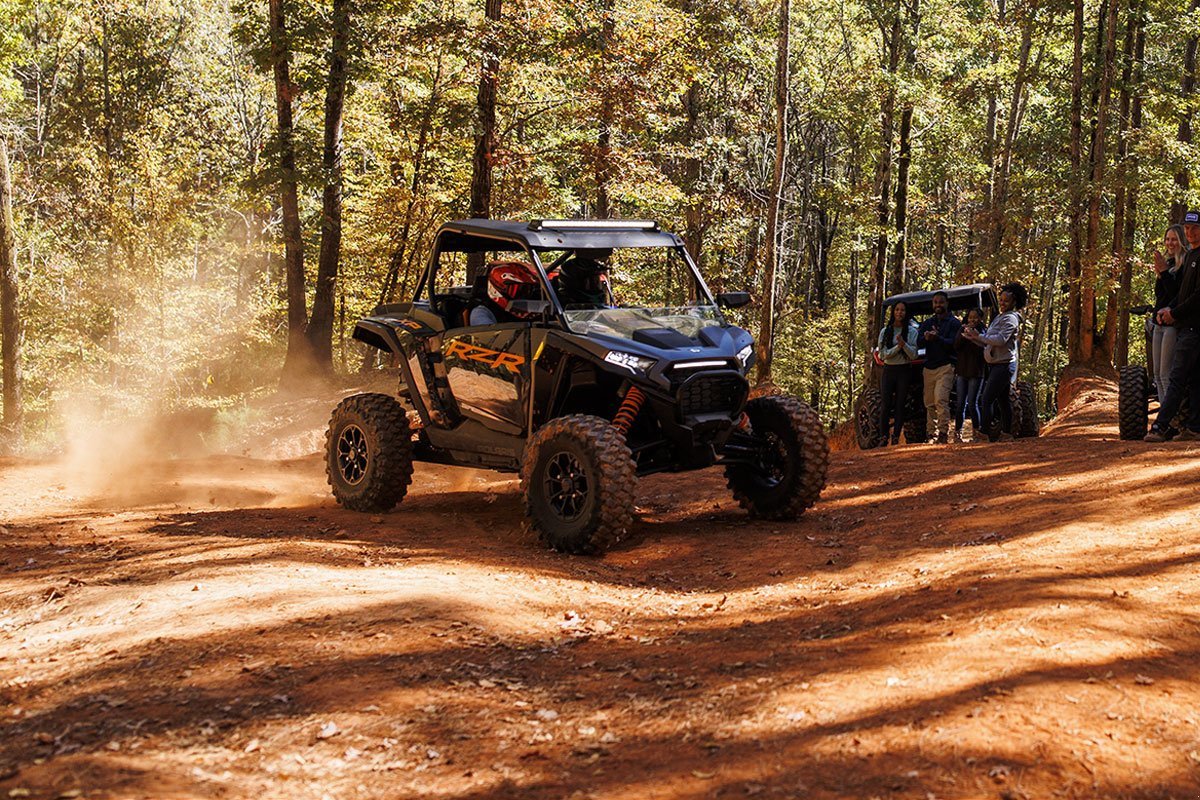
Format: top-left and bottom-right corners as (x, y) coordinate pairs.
(0, 139), (21, 442)
(890, 0), (921, 294)
(1172, 0), (1200, 223)
(306, 0), (353, 370)
(868, 0), (903, 352)
(269, 0), (312, 382)
(469, 0), (502, 223)
(755, 0), (789, 386)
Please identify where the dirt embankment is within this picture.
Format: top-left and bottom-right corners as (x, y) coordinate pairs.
(2, 378), (1199, 799)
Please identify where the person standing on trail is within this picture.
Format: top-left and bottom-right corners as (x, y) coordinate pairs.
(964, 282), (1026, 442)
(1149, 224), (1189, 403)
(1145, 211), (1200, 442)
(953, 307), (987, 443)
(917, 291), (962, 444)
(877, 301), (918, 446)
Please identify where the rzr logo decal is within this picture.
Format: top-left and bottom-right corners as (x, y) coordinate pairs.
(444, 340), (526, 375)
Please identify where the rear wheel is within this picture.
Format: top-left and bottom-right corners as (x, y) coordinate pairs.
(854, 388), (883, 450)
(521, 415), (636, 555)
(903, 381), (927, 444)
(1118, 365), (1149, 441)
(984, 383), (1023, 440)
(1016, 380), (1040, 438)
(325, 393), (414, 512)
(725, 395), (828, 519)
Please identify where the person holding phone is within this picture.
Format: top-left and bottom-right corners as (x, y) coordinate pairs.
(1149, 224), (1188, 403)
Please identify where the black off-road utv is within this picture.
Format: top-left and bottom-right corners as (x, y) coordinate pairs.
(326, 219), (829, 554)
(853, 284), (1040, 449)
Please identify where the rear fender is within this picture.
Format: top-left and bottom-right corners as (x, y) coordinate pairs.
(353, 312), (461, 428)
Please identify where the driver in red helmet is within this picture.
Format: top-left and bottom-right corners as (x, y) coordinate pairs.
(469, 260), (544, 325)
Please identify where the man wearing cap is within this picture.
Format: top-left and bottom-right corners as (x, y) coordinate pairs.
(1145, 210), (1200, 441)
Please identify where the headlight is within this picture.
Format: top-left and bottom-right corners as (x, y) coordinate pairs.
(604, 350), (656, 373)
(736, 344), (754, 369)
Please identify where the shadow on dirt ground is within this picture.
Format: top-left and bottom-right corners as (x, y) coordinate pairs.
(2, 378), (1200, 799)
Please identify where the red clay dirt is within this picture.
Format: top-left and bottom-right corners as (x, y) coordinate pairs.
(2, 380), (1199, 800)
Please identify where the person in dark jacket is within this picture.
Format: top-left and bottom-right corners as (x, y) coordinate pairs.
(877, 302), (918, 446)
(917, 291), (962, 444)
(1145, 211), (1200, 441)
(1149, 224), (1188, 402)
(963, 282), (1026, 442)
(953, 307), (986, 442)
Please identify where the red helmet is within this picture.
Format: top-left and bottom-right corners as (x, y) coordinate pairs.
(486, 260), (541, 317)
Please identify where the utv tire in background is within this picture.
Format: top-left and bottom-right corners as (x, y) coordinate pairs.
(520, 415), (637, 555)
(902, 383), (927, 444)
(1016, 380), (1040, 438)
(983, 383), (1023, 440)
(1117, 366), (1149, 441)
(854, 388), (883, 450)
(325, 393), (415, 512)
(726, 395), (829, 519)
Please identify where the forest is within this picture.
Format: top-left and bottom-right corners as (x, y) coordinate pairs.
(0, 0), (1196, 447)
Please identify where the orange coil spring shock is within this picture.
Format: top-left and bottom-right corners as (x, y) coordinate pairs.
(612, 385), (647, 437)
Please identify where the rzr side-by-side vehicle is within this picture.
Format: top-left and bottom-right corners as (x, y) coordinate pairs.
(853, 284), (1040, 449)
(326, 219), (829, 554)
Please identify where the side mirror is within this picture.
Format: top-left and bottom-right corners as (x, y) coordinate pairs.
(717, 291), (752, 309)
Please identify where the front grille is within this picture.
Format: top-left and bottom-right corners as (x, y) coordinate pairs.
(677, 373), (748, 417)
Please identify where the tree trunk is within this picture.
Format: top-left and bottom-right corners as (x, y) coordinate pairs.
(890, 0), (920, 295)
(307, 0), (352, 372)
(0, 140), (22, 444)
(469, 0), (502, 224)
(1066, 0), (1085, 366)
(270, 0), (312, 382)
(1106, 0), (1144, 366)
(682, 79), (703, 278)
(1173, 0), (1200, 223)
(991, 8), (1035, 255)
(755, 0), (789, 387)
(1079, 0), (1120, 368)
(594, 0), (615, 219)
(868, 0), (903, 357)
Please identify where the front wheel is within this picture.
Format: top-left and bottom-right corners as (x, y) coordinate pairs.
(520, 415), (637, 555)
(325, 393), (414, 512)
(725, 395), (829, 519)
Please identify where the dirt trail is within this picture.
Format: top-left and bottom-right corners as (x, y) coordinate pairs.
(2, 381), (1199, 799)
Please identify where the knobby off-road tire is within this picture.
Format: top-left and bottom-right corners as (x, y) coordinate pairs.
(725, 395), (829, 519)
(325, 393), (415, 512)
(1016, 380), (1040, 438)
(985, 384), (1024, 440)
(1118, 366), (1149, 441)
(903, 381), (927, 444)
(854, 388), (883, 450)
(520, 415), (636, 555)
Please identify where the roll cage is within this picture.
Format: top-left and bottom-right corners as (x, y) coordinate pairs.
(413, 219), (725, 330)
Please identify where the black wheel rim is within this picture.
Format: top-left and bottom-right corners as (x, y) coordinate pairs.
(337, 424), (369, 485)
(756, 431), (789, 487)
(543, 451), (589, 521)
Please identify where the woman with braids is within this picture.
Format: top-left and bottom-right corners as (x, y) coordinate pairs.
(963, 282), (1028, 442)
(876, 301), (918, 446)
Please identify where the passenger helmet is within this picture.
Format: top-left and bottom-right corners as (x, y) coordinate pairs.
(486, 260), (541, 317)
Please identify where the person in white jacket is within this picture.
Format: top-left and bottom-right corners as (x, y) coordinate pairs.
(962, 283), (1027, 442)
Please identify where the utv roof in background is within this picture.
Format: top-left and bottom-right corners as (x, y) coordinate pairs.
(435, 219), (684, 252)
(884, 283), (996, 307)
